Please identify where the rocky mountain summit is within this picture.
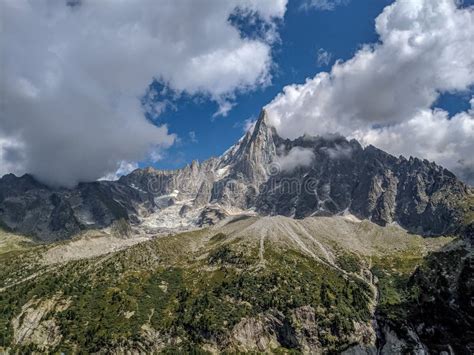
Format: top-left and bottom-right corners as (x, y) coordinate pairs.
(0, 110), (470, 241)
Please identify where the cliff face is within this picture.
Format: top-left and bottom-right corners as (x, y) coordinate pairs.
(0, 174), (153, 241)
(0, 110), (470, 241)
(257, 136), (468, 235)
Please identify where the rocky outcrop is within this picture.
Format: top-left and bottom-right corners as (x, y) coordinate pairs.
(0, 174), (154, 241)
(12, 295), (71, 350)
(230, 312), (284, 352)
(228, 306), (378, 354)
(197, 206), (229, 227)
(290, 306), (321, 352)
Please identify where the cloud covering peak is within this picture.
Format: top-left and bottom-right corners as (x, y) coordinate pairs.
(275, 146), (315, 172)
(0, 0), (287, 187)
(266, 0), (474, 184)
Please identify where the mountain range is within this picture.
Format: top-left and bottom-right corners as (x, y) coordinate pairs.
(0, 110), (472, 353)
(0, 110), (470, 242)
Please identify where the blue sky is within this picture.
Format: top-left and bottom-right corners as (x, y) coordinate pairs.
(146, 0), (473, 170)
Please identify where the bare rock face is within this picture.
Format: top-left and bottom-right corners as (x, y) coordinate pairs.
(378, 325), (428, 355)
(209, 110), (279, 210)
(229, 306), (378, 354)
(290, 306), (322, 352)
(221, 110), (278, 187)
(197, 206), (229, 227)
(12, 295), (71, 350)
(230, 313), (283, 352)
(256, 134), (468, 236)
(0, 109), (469, 241)
(0, 174), (154, 241)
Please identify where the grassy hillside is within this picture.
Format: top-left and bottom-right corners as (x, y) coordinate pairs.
(0, 216), (469, 353)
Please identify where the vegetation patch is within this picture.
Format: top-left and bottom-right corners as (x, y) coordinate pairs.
(0, 231), (378, 353)
(336, 252), (362, 274)
(1, 224), (466, 353)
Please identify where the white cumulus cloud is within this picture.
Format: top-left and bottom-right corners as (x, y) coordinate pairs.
(0, 0), (287, 187)
(275, 146), (315, 172)
(266, 0), (474, 184)
(100, 161), (139, 182)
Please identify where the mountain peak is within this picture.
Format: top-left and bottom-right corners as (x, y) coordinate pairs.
(249, 109), (273, 140)
(254, 108), (269, 128)
(219, 108), (277, 167)
(221, 109), (277, 167)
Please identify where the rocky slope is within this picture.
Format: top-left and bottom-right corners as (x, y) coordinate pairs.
(0, 110), (470, 242)
(0, 215), (471, 353)
(0, 173), (155, 241)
